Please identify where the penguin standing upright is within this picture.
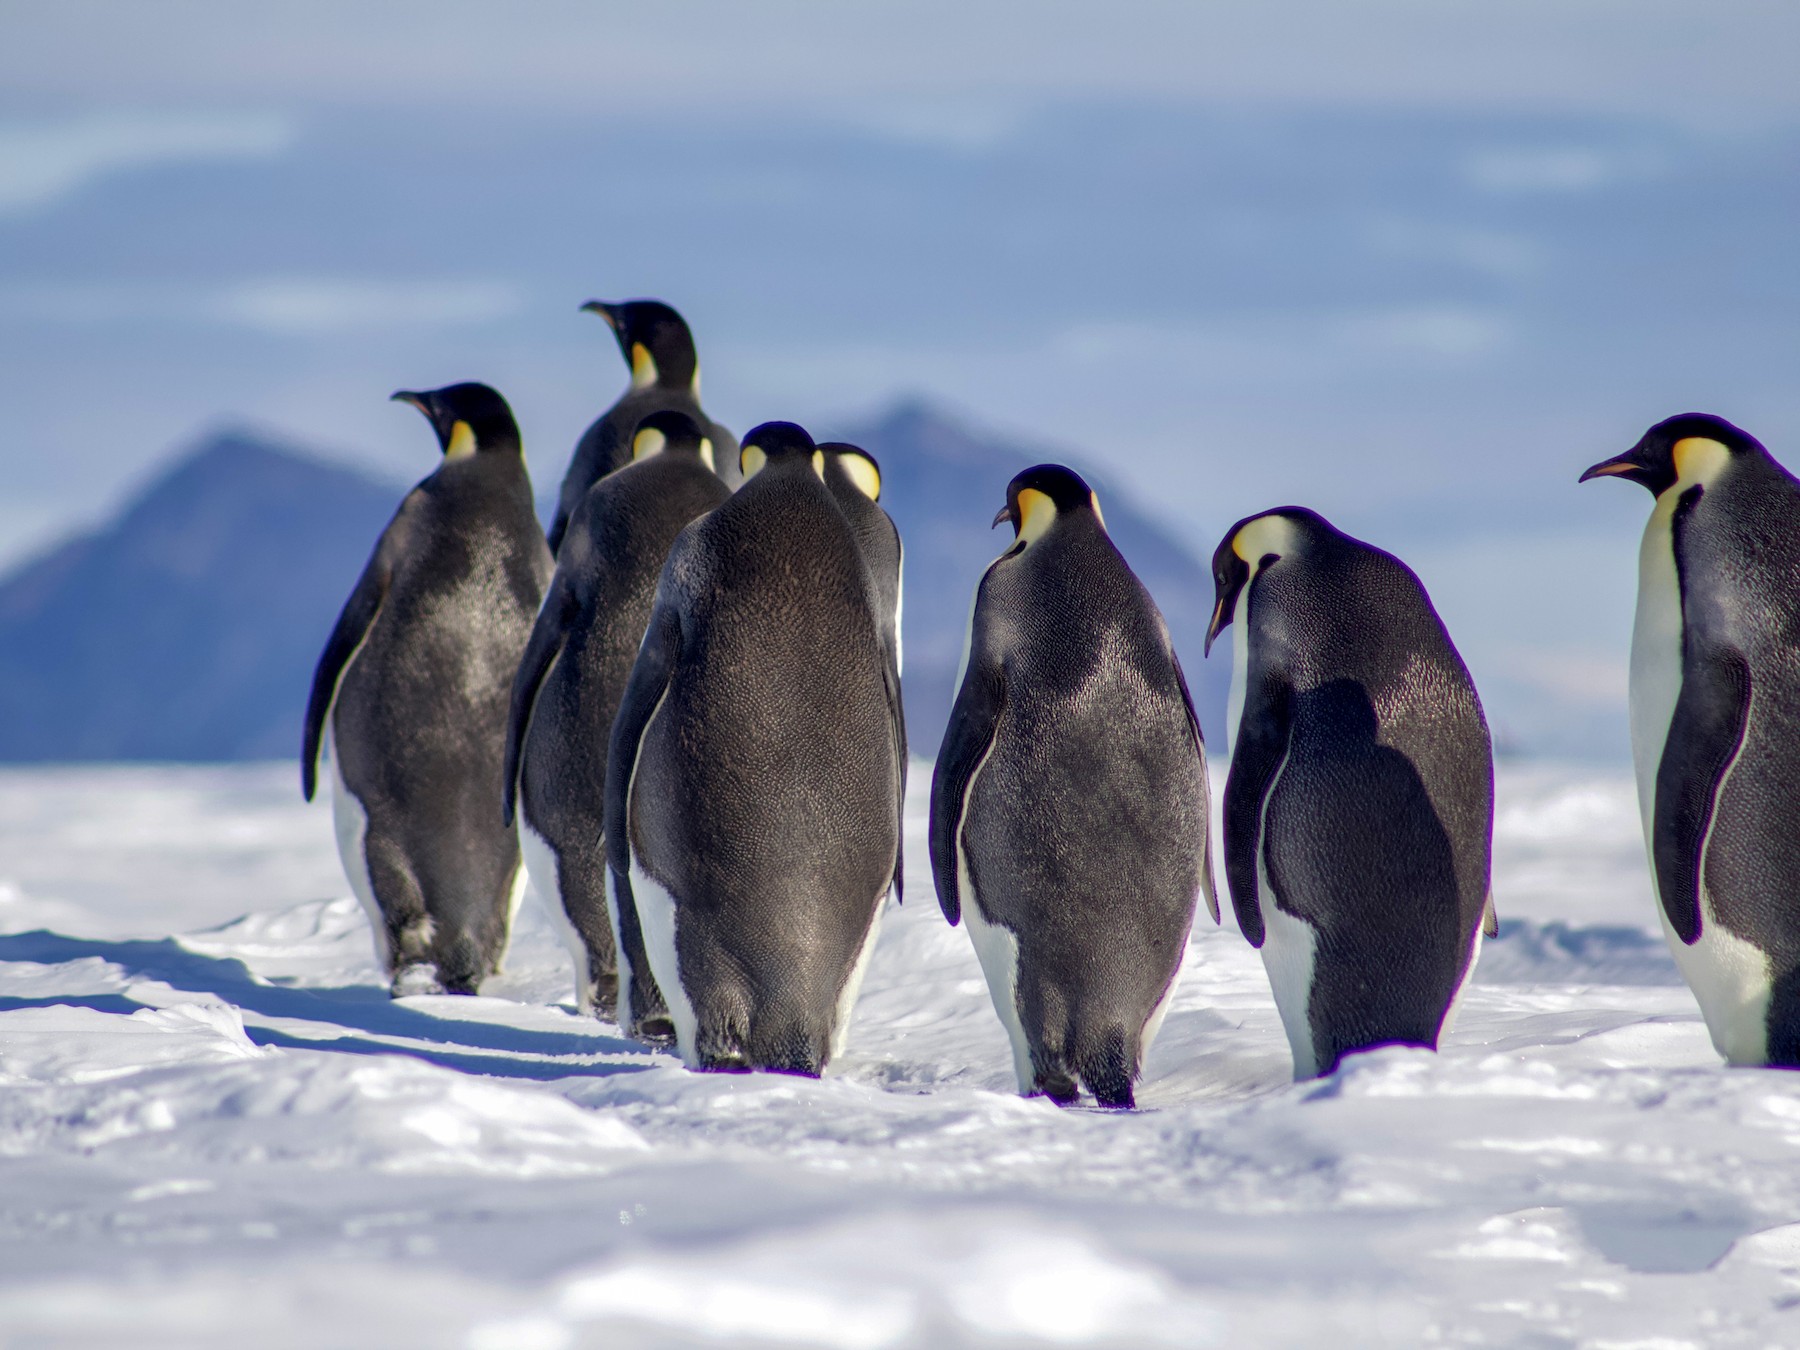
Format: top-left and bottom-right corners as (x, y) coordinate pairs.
(503, 410), (730, 1038)
(1206, 507), (1493, 1079)
(547, 299), (739, 553)
(818, 440), (907, 888)
(930, 465), (1214, 1108)
(605, 421), (903, 1074)
(1582, 413), (1800, 1067)
(303, 383), (552, 995)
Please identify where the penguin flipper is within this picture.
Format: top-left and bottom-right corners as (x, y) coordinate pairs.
(1652, 644), (1752, 945)
(1171, 652), (1221, 925)
(882, 648), (908, 904)
(1222, 670), (1291, 949)
(929, 643), (1005, 928)
(301, 529), (400, 802)
(502, 578), (576, 827)
(604, 602), (682, 878)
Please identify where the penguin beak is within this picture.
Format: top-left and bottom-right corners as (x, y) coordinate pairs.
(1578, 454), (1640, 483)
(991, 505), (1012, 530)
(1204, 596), (1230, 657)
(390, 390), (425, 410)
(580, 300), (621, 331)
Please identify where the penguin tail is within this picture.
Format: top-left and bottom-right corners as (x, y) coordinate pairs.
(1075, 1025), (1138, 1110)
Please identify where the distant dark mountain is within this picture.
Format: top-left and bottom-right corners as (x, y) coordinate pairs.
(833, 400), (1229, 752)
(0, 431), (400, 761)
(0, 403), (1223, 762)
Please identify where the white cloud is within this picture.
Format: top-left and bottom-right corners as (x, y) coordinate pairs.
(209, 279), (522, 335)
(1464, 146), (1663, 195)
(0, 112), (296, 216)
(0, 278), (523, 334)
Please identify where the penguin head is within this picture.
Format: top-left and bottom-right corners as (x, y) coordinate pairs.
(631, 409), (715, 472)
(991, 464), (1104, 551)
(817, 442), (883, 501)
(738, 420), (818, 481)
(580, 299), (699, 393)
(1206, 507), (1323, 655)
(390, 382), (521, 460)
(1580, 412), (1765, 496)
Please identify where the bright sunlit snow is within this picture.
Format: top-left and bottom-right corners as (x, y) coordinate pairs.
(0, 760), (1797, 1347)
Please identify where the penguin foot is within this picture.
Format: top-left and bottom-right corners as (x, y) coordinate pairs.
(1035, 1073), (1081, 1106)
(390, 963), (445, 997)
(632, 1014), (677, 1048)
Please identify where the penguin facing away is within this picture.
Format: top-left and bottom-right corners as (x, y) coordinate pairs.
(1207, 506), (1494, 1079)
(302, 383), (552, 995)
(817, 440), (908, 896)
(503, 410), (730, 1038)
(1581, 413), (1800, 1067)
(604, 421), (903, 1074)
(929, 464), (1215, 1108)
(546, 299), (739, 554)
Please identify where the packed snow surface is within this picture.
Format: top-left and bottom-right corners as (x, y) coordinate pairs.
(0, 760), (1797, 1347)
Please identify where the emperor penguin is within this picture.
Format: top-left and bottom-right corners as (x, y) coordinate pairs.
(817, 440), (908, 878)
(503, 410), (730, 1039)
(1581, 413), (1800, 1067)
(604, 421), (903, 1074)
(1206, 507), (1494, 1079)
(302, 383), (552, 995)
(547, 299), (739, 553)
(929, 465), (1215, 1108)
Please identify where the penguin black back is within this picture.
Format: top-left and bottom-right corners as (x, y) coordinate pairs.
(547, 299), (739, 553)
(302, 381), (552, 995)
(604, 421), (902, 1074)
(1208, 507), (1493, 1078)
(504, 410), (730, 1028)
(930, 464), (1213, 1107)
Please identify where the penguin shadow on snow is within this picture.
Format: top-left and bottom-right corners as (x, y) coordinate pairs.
(0, 929), (652, 1082)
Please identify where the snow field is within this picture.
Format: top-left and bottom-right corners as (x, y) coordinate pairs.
(0, 761), (1795, 1346)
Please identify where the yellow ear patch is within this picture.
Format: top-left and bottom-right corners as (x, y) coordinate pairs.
(1672, 436), (1731, 487)
(444, 420), (477, 461)
(698, 438), (715, 472)
(741, 444), (767, 479)
(632, 426), (667, 461)
(1230, 513), (1297, 564)
(630, 342), (658, 389)
(1088, 490), (1106, 529)
(1016, 488), (1057, 544)
(837, 452), (881, 500)
(812, 450), (826, 480)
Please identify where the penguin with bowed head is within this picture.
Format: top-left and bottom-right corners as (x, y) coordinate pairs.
(547, 298), (739, 554)
(1206, 506), (1494, 1079)
(930, 464), (1215, 1108)
(504, 409), (730, 1039)
(604, 420), (904, 1073)
(302, 383), (553, 995)
(1582, 413), (1800, 1067)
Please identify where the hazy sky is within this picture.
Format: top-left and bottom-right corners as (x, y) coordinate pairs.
(2, 2), (1797, 754)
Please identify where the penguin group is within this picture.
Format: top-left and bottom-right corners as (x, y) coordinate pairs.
(304, 295), (1800, 1100)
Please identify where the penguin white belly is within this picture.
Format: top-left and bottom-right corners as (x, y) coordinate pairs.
(1253, 747), (1322, 1080)
(628, 858), (700, 1066)
(1437, 922), (1486, 1040)
(1631, 495), (1772, 1066)
(1137, 926), (1191, 1064)
(892, 540), (905, 677)
(519, 823), (594, 1011)
(326, 724), (388, 972)
(962, 887), (1033, 1095)
(828, 898), (887, 1065)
